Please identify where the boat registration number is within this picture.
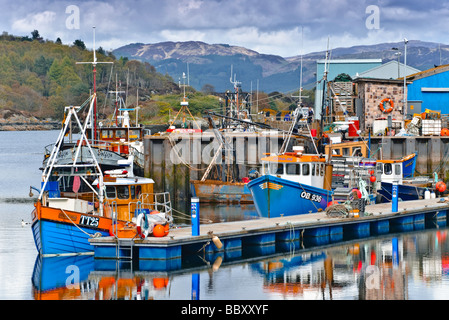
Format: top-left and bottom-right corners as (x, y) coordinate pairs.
(300, 191), (322, 203)
(79, 215), (99, 228)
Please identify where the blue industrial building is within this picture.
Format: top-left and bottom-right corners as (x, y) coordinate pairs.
(406, 65), (449, 115)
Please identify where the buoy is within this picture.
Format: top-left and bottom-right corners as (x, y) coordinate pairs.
(370, 175), (377, 183)
(152, 224), (167, 237)
(153, 278), (169, 289)
(212, 234), (223, 249)
(441, 128), (449, 136)
(436, 181), (447, 193)
(327, 201), (340, 207)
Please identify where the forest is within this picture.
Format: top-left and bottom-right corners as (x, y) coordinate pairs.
(0, 31), (179, 121)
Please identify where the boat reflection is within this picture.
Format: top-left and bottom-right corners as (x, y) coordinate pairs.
(31, 227), (449, 300)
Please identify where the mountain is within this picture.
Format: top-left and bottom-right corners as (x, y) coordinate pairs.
(113, 40), (449, 93)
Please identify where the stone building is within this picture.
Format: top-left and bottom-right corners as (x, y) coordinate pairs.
(353, 78), (407, 132)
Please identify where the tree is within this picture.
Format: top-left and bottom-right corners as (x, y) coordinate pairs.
(34, 55), (53, 76)
(31, 30), (41, 41)
(73, 39), (86, 50)
(55, 37), (62, 44)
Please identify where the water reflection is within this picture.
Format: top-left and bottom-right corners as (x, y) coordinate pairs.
(31, 227), (449, 300)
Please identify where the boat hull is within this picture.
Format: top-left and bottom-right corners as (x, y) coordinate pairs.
(31, 202), (123, 257)
(378, 181), (427, 202)
(191, 180), (252, 203)
(247, 175), (333, 218)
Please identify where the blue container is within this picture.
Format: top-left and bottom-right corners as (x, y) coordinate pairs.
(41, 181), (60, 198)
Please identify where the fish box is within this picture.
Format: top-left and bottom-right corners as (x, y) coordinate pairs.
(47, 198), (94, 213)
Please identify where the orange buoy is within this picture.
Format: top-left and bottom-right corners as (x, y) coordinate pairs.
(153, 224), (167, 237)
(153, 278), (169, 289)
(441, 128), (449, 136)
(436, 181), (446, 193)
(327, 201), (340, 207)
(370, 175), (377, 183)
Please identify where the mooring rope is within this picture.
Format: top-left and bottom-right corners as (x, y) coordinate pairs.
(60, 209), (102, 238)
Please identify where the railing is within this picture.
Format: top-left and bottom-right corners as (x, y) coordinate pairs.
(44, 139), (138, 157)
(128, 192), (173, 219)
(129, 145), (145, 168)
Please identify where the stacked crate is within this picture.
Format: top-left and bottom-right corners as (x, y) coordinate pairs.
(422, 119), (442, 136)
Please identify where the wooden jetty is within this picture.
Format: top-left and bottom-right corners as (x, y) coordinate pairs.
(89, 198), (449, 271)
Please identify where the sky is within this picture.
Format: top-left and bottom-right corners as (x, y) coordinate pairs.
(1, 0), (449, 57)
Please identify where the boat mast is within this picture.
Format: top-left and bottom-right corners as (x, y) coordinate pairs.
(76, 26), (113, 141)
(319, 37), (330, 152)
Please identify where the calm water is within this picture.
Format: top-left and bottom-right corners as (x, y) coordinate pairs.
(1, 130), (449, 300)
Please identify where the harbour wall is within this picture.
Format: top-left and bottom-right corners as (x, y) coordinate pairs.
(143, 134), (449, 208)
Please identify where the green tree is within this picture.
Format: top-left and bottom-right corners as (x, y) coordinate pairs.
(31, 30), (41, 41)
(73, 39), (86, 50)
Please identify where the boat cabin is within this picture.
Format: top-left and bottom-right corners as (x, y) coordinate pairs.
(260, 150), (327, 188)
(86, 126), (144, 155)
(376, 159), (403, 184)
(325, 140), (368, 158)
(98, 176), (155, 221)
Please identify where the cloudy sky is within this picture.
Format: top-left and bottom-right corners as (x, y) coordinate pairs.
(1, 0), (448, 57)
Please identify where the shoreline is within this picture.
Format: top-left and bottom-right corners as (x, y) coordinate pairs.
(0, 122), (60, 131)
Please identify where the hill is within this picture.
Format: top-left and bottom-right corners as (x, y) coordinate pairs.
(113, 40), (449, 93)
(0, 32), (179, 122)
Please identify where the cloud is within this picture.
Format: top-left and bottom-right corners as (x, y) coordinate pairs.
(1, 0), (449, 57)
(11, 11), (57, 34)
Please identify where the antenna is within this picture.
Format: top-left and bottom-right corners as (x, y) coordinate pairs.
(76, 26), (113, 141)
(291, 27), (308, 106)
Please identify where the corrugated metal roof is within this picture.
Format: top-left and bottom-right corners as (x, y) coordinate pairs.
(355, 61), (420, 79)
(316, 59), (382, 64)
(404, 64), (449, 81)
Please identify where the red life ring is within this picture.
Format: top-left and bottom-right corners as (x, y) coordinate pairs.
(136, 212), (154, 239)
(379, 98), (394, 113)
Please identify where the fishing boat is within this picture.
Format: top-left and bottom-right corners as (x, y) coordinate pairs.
(247, 146), (333, 218)
(376, 156), (428, 202)
(31, 100), (172, 257)
(42, 88), (147, 176)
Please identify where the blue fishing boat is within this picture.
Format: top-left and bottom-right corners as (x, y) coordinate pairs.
(376, 155), (427, 202)
(247, 147), (333, 218)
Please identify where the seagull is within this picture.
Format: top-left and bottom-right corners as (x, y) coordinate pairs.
(21, 219), (30, 227)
